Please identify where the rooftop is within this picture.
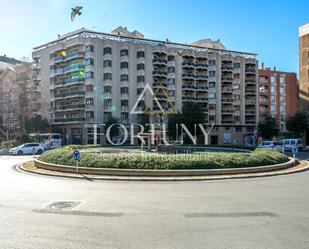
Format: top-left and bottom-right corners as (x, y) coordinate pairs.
(33, 27), (257, 57)
(299, 22), (309, 37)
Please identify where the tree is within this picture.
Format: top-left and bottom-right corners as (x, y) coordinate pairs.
(24, 115), (49, 133)
(105, 116), (120, 143)
(258, 115), (278, 139)
(286, 113), (308, 137)
(167, 112), (182, 140)
(168, 102), (206, 143)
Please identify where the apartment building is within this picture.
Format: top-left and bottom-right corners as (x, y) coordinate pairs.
(0, 62), (38, 138)
(258, 64), (298, 132)
(32, 27), (258, 145)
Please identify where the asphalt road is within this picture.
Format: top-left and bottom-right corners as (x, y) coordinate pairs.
(0, 153), (309, 249)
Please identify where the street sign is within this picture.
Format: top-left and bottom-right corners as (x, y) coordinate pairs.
(292, 146), (298, 155)
(73, 149), (80, 161)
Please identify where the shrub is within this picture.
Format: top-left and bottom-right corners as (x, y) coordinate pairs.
(38, 148), (289, 170)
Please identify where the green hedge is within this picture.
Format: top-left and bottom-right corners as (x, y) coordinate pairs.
(38, 148), (289, 170)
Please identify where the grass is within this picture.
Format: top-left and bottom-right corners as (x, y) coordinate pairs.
(38, 147), (289, 170)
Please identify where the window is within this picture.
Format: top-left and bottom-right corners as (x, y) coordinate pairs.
(121, 87), (129, 94)
(137, 75), (145, 83)
(233, 63), (240, 68)
(103, 60), (112, 68)
(208, 82), (215, 88)
(86, 98), (94, 105)
(85, 45), (94, 52)
(208, 59), (216, 66)
(85, 58), (94, 65)
(120, 62), (129, 69)
(209, 71), (216, 77)
(137, 63), (145, 70)
(271, 86), (275, 94)
(280, 76), (285, 84)
(104, 99), (112, 107)
(85, 71), (94, 79)
(209, 115), (215, 122)
(121, 74), (129, 81)
(103, 47), (112, 54)
(120, 49), (129, 56)
(208, 93), (216, 99)
(167, 67), (175, 73)
(168, 55), (174, 61)
(103, 73), (112, 80)
(86, 111), (94, 118)
(86, 85), (93, 92)
(104, 86), (112, 93)
(271, 75), (276, 83)
(235, 126), (242, 132)
(167, 78), (175, 85)
(137, 88), (143, 94)
(137, 51), (145, 58)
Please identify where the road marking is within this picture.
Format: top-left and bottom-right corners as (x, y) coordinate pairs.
(184, 212), (278, 218)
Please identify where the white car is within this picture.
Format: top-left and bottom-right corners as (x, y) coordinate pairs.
(280, 139), (303, 151)
(255, 141), (285, 153)
(9, 143), (44, 155)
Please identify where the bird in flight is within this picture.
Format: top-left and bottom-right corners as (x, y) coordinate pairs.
(71, 6), (83, 21)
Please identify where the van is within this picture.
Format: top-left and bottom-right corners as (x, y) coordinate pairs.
(280, 139), (303, 151)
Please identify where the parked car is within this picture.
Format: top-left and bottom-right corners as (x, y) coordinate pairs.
(9, 143), (44, 155)
(255, 141), (285, 153)
(280, 138), (303, 151)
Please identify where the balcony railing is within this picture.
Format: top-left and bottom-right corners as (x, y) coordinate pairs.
(182, 73), (196, 79)
(153, 58), (167, 64)
(54, 91), (85, 98)
(221, 77), (233, 82)
(153, 70), (167, 77)
(55, 104), (85, 110)
(53, 117), (86, 123)
(53, 78), (85, 86)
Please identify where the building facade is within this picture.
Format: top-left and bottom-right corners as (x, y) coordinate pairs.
(258, 65), (298, 132)
(0, 62), (38, 139)
(32, 27), (258, 145)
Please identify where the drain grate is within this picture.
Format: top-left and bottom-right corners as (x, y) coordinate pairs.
(48, 201), (81, 210)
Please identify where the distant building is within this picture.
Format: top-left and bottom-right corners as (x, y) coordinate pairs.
(0, 62), (39, 140)
(258, 64), (298, 132)
(299, 22), (309, 144)
(32, 27), (258, 145)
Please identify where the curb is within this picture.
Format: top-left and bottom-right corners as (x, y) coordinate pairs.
(33, 158), (296, 177)
(17, 158), (309, 182)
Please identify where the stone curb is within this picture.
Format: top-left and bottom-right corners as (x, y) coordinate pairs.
(17, 160), (309, 181)
(33, 158), (296, 177)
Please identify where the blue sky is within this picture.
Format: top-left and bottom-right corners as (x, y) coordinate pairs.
(1, 0), (308, 73)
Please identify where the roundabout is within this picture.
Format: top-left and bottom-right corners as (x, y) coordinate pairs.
(18, 146), (307, 181)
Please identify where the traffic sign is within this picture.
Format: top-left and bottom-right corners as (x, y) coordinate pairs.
(73, 149), (80, 161)
(292, 146), (298, 155)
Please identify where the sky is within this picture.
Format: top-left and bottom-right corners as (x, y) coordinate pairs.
(0, 0), (309, 73)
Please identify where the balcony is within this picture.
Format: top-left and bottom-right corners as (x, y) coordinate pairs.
(183, 96), (196, 102)
(221, 77), (233, 82)
(221, 98), (233, 104)
(182, 85), (196, 91)
(233, 99), (241, 105)
(53, 78), (85, 87)
(245, 90), (256, 95)
(54, 91), (85, 99)
(182, 73), (196, 80)
(196, 86), (208, 91)
(153, 70), (167, 77)
(221, 109), (234, 114)
(260, 90), (268, 95)
(54, 104), (85, 111)
(153, 58), (167, 65)
(245, 110), (256, 115)
(196, 74), (208, 81)
(153, 82), (167, 89)
(195, 63), (208, 69)
(52, 117), (86, 123)
(245, 79), (256, 85)
(182, 62), (195, 68)
(245, 68), (256, 74)
(221, 66), (233, 72)
(259, 98), (268, 105)
(222, 87), (233, 93)
(121, 93), (129, 99)
(196, 96), (208, 101)
(245, 99), (256, 105)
